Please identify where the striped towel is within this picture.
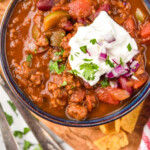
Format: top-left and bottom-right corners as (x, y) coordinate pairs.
(139, 119), (150, 150)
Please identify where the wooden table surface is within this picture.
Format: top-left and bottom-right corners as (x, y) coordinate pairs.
(0, 1), (150, 150)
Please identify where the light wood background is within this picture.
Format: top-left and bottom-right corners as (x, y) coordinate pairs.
(0, 0), (150, 150)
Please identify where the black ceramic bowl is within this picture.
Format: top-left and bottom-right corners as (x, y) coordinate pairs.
(0, 0), (150, 127)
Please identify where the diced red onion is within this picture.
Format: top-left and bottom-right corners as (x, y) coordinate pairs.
(87, 50), (91, 56)
(112, 59), (118, 65)
(114, 65), (125, 75)
(131, 75), (139, 80)
(124, 72), (133, 77)
(130, 61), (140, 72)
(124, 64), (129, 70)
(109, 81), (118, 88)
(106, 72), (115, 78)
(104, 34), (116, 43)
(99, 48), (107, 60)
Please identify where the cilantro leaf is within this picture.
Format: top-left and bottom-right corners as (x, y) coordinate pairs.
(26, 54), (33, 62)
(71, 55), (74, 61)
(14, 131), (23, 138)
(14, 127), (30, 139)
(34, 144), (43, 150)
(54, 48), (64, 56)
(4, 112), (13, 126)
(80, 46), (87, 53)
(24, 127), (30, 134)
(120, 58), (124, 66)
(127, 43), (132, 51)
(79, 63), (99, 81)
(90, 39), (97, 45)
(49, 61), (65, 74)
(61, 81), (67, 87)
(68, 70), (80, 76)
(7, 100), (17, 115)
(100, 78), (109, 88)
(23, 140), (32, 150)
(56, 59), (63, 62)
(105, 56), (114, 68)
(34, 49), (37, 53)
(83, 58), (93, 61)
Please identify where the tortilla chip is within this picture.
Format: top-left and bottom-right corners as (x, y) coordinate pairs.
(99, 119), (120, 134)
(94, 131), (129, 150)
(121, 102), (144, 133)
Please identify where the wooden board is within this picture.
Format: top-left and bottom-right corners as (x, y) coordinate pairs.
(0, 1), (150, 150)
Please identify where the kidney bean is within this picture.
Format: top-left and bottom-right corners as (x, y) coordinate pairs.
(37, 0), (54, 11)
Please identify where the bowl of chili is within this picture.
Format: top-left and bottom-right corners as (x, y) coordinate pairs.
(0, 0), (150, 127)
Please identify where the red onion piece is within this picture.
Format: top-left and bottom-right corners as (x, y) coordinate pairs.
(106, 72), (115, 78)
(124, 72), (132, 77)
(109, 81), (118, 88)
(104, 34), (116, 43)
(112, 59), (118, 65)
(118, 76), (133, 94)
(99, 47), (107, 60)
(131, 75), (139, 80)
(130, 61), (140, 72)
(114, 65), (125, 75)
(87, 50), (91, 56)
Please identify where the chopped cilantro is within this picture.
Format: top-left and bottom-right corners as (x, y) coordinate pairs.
(7, 100), (17, 115)
(76, 52), (80, 54)
(14, 127), (30, 139)
(120, 58), (124, 66)
(80, 46), (87, 53)
(83, 58), (93, 61)
(61, 81), (67, 87)
(34, 144), (43, 150)
(68, 70), (80, 76)
(79, 62), (99, 81)
(127, 43), (132, 51)
(61, 33), (65, 36)
(56, 59), (63, 62)
(54, 48), (64, 56)
(23, 140), (32, 150)
(49, 61), (65, 74)
(71, 86), (75, 89)
(105, 56), (114, 68)
(71, 55), (74, 61)
(4, 112), (13, 126)
(100, 78), (109, 88)
(90, 39), (97, 45)
(26, 54), (33, 62)
(34, 49), (37, 53)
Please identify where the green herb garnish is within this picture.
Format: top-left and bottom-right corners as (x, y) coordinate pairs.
(68, 70), (80, 76)
(4, 112), (13, 126)
(49, 61), (65, 74)
(80, 46), (87, 54)
(34, 49), (37, 53)
(71, 55), (74, 61)
(90, 39), (97, 45)
(79, 62), (99, 81)
(26, 54), (33, 62)
(83, 58), (93, 61)
(54, 48), (64, 56)
(105, 56), (114, 68)
(34, 144), (43, 150)
(127, 43), (132, 51)
(23, 140), (32, 150)
(7, 100), (17, 115)
(56, 59), (63, 62)
(100, 78), (109, 88)
(61, 81), (67, 87)
(120, 58), (124, 66)
(14, 127), (30, 139)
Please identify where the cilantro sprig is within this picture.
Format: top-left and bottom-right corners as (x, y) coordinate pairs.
(23, 140), (32, 150)
(120, 58), (124, 66)
(54, 48), (64, 56)
(127, 43), (132, 52)
(80, 46), (87, 54)
(26, 54), (33, 62)
(79, 62), (99, 81)
(61, 81), (67, 87)
(7, 100), (17, 115)
(68, 69), (80, 76)
(105, 56), (115, 68)
(49, 61), (65, 74)
(14, 127), (30, 139)
(100, 78), (109, 88)
(90, 39), (97, 45)
(4, 112), (13, 126)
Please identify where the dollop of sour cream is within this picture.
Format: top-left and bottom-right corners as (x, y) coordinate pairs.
(69, 11), (138, 86)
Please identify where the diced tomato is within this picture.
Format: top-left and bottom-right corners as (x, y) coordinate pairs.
(68, 0), (94, 19)
(94, 4), (110, 18)
(129, 73), (149, 89)
(95, 87), (120, 105)
(118, 76), (133, 94)
(124, 16), (136, 37)
(86, 94), (96, 112)
(107, 88), (130, 101)
(140, 22), (150, 38)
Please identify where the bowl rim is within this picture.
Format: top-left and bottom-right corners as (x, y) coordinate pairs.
(0, 0), (150, 127)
